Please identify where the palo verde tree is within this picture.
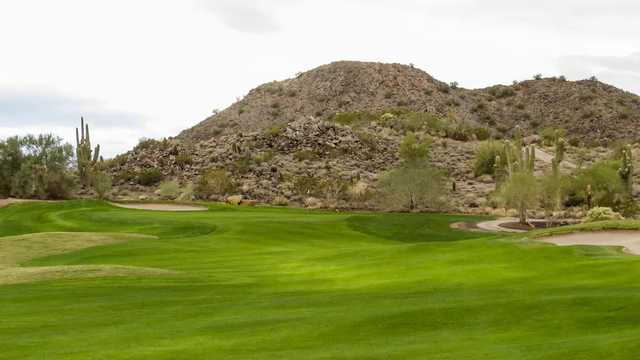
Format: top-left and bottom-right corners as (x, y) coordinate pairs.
(495, 140), (539, 225)
(378, 133), (445, 211)
(75, 117), (103, 185)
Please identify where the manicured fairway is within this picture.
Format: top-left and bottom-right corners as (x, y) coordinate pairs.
(1, 201), (640, 359)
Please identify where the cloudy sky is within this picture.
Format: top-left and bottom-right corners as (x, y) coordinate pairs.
(1, 0), (639, 157)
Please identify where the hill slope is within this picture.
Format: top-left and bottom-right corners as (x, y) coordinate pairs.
(180, 61), (640, 145)
(111, 61), (640, 210)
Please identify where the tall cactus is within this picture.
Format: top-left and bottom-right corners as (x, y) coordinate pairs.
(618, 144), (634, 194)
(75, 117), (102, 185)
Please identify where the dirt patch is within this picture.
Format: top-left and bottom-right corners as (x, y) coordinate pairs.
(0, 198), (43, 209)
(538, 231), (640, 255)
(109, 202), (207, 212)
(0, 232), (172, 285)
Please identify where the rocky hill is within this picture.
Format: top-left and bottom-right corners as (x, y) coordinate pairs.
(110, 61), (640, 211)
(180, 61), (640, 145)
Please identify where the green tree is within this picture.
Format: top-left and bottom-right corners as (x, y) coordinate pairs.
(0, 137), (23, 197)
(91, 171), (112, 200)
(378, 133), (445, 211)
(399, 132), (431, 165)
(496, 171), (539, 224)
(9, 134), (75, 199)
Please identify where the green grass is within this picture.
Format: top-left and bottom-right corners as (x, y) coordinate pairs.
(2, 201), (640, 359)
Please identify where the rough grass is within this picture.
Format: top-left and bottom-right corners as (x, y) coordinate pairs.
(0, 232), (168, 284)
(2, 201), (640, 359)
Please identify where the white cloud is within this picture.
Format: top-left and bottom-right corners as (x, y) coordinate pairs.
(557, 52), (640, 95)
(199, 0), (283, 33)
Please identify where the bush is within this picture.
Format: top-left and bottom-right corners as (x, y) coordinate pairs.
(253, 151), (274, 164)
(565, 161), (625, 208)
(272, 196), (289, 206)
(137, 169), (163, 186)
(293, 176), (320, 196)
(195, 170), (235, 199)
(91, 171), (112, 200)
(177, 182), (195, 202)
(134, 138), (162, 152)
(43, 171), (75, 200)
(473, 141), (505, 177)
(540, 128), (567, 146)
(175, 154), (193, 168)
(158, 180), (181, 200)
(294, 149), (317, 161)
(583, 207), (623, 223)
(472, 127), (491, 141)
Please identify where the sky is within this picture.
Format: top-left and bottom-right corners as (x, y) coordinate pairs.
(1, 0), (639, 157)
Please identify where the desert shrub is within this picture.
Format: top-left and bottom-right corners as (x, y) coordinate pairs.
(195, 170), (235, 199)
(356, 131), (378, 150)
(567, 137), (580, 147)
(330, 111), (377, 126)
(115, 170), (136, 183)
(488, 85), (516, 99)
(540, 128), (567, 146)
(42, 171), (75, 200)
(253, 151), (274, 164)
(320, 178), (351, 201)
(134, 138), (162, 152)
(232, 154), (252, 174)
(137, 169), (163, 186)
(272, 196), (289, 206)
(583, 207), (623, 223)
(473, 141), (505, 177)
(472, 127), (491, 141)
(158, 180), (181, 200)
(399, 133), (431, 163)
(294, 149), (317, 161)
(438, 84), (450, 93)
(565, 160), (625, 208)
(445, 124), (471, 141)
(533, 74), (543, 80)
(91, 171), (112, 200)
(449, 82), (459, 89)
(293, 176), (320, 196)
(175, 154), (193, 168)
(177, 182), (195, 202)
(265, 123), (287, 137)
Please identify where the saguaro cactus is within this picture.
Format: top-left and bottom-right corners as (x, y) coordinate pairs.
(75, 117), (102, 185)
(618, 144), (634, 194)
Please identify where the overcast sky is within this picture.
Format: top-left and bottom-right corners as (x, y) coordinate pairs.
(1, 0), (639, 157)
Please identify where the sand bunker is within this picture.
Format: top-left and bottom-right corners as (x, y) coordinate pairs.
(539, 231), (640, 255)
(110, 202), (207, 212)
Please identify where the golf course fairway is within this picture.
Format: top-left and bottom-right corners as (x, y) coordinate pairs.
(2, 200), (640, 359)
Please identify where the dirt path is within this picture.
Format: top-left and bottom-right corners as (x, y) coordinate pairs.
(474, 218), (528, 233)
(109, 202), (208, 212)
(535, 148), (576, 169)
(539, 231), (640, 255)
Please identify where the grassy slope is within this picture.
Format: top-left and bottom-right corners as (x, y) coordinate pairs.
(1, 201), (640, 359)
